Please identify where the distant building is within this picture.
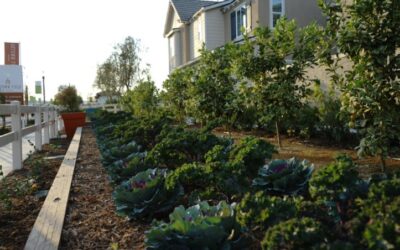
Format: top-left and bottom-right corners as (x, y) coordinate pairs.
(164, 0), (325, 71)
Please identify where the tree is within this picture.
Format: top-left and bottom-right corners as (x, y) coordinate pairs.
(319, 0), (400, 171)
(121, 78), (159, 117)
(161, 66), (193, 123)
(94, 36), (147, 97)
(234, 18), (323, 148)
(54, 85), (82, 112)
(94, 57), (119, 102)
(187, 44), (240, 129)
(114, 36), (146, 92)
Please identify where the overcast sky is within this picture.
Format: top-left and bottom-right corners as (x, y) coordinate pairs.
(0, 0), (170, 101)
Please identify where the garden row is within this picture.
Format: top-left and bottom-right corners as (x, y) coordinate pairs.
(91, 110), (400, 249)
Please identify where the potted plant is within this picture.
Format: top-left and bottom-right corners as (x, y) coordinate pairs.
(54, 85), (85, 139)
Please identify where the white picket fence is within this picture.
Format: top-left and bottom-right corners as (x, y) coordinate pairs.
(0, 101), (61, 171)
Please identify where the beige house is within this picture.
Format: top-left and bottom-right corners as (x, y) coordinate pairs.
(164, 0), (326, 71)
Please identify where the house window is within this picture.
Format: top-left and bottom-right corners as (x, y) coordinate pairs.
(230, 5), (248, 40)
(270, 0), (284, 28)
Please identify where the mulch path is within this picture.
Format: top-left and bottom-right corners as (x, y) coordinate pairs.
(60, 126), (147, 250)
(0, 138), (69, 250)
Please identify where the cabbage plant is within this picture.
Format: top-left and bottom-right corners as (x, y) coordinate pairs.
(113, 168), (182, 220)
(145, 201), (243, 249)
(253, 158), (314, 195)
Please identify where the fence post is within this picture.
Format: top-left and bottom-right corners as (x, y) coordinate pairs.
(54, 110), (59, 137)
(34, 105), (42, 151)
(43, 106), (49, 144)
(11, 101), (22, 170)
(49, 107), (55, 139)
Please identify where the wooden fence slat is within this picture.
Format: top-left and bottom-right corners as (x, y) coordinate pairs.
(25, 127), (82, 250)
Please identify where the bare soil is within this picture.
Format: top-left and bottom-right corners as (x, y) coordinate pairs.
(0, 138), (69, 250)
(59, 127), (147, 250)
(213, 129), (400, 177)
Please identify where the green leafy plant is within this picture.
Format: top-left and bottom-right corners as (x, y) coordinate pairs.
(319, 0), (400, 171)
(261, 217), (327, 250)
(253, 157), (314, 195)
(113, 168), (183, 220)
(145, 126), (229, 170)
(309, 155), (367, 224)
(145, 201), (242, 249)
(228, 137), (276, 178)
(309, 155), (366, 202)
(236, 192), (296, 233)
(53, 85), (83, 112)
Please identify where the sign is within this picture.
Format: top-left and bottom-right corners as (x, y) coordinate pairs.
(35, 81), (42, 94)
(1, 92), (24, 104)
(0, 65), (23, 93)
(4, 42), (20, 65)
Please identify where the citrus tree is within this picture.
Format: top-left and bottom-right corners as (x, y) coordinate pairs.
(234, 18), (322, 148)
(319, 0), (400, 171)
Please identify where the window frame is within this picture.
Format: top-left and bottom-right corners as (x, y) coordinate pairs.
(230, 4), (248, 41)
(270, 0), (285, 29)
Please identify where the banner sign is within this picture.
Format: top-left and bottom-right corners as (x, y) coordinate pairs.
(0, 65), (23, 93)
(1, 92), (24, 104)
(4, 42), (20, 65)
(35, 81), (42, 94)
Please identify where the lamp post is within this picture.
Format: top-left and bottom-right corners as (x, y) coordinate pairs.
(42, 75), (46, 104)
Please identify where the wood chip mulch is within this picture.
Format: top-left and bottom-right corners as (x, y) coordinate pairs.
(60, 126), (147, 250)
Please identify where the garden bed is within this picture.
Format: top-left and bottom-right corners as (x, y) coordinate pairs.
(0, 138), (69, 250)
(59, 127), (147, 249)
(213, 129), (400, 175)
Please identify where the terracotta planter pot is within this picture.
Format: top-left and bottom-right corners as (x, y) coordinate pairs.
(61, 112), (86, 139)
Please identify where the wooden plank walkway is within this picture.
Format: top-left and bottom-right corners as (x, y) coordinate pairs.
(24, 127), (82, 250)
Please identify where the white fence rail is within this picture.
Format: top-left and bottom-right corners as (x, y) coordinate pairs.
(0, 101), (60, 171)
(80, 103), (122, 113)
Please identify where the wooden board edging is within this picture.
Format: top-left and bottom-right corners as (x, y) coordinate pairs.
(24, 127), (82, 250)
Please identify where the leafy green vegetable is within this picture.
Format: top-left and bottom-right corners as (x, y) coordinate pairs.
(253, 157), (314, 195)
(145, 201), (242, 249)
(236, 192), (296, 232)
(228, 137), (277, 178)
(113, 168), (183, 220)
(309, 155), (364, 202)
(261, 217), (327, 250)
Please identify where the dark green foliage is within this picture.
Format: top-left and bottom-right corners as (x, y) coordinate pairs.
(145, 126), (230, 169)
(319, 0), (400, 170)
(309, 155), (365, 202)
(236, 192), (296, 232)
(347, 177), (400, 249)
(145, 201), (242, 249)
(121, 79), (160, 117)
(229, 137), (277, 178)
(164, 138), (277, 202)
(253, 157), (314, 195)
(261, 217), (327, 250)
(113, 168), (183, 220)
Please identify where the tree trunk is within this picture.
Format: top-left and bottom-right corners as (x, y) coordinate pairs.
(275, 121), (282, 149)
(380, 154), (386, 173)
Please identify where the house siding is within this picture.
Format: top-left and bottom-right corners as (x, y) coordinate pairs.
(190, 13), (206, 60)
(285, 0), (326, 27)
(205, 8), (225, 51)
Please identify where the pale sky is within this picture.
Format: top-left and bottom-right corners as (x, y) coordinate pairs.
(0, 0), (170, 101)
